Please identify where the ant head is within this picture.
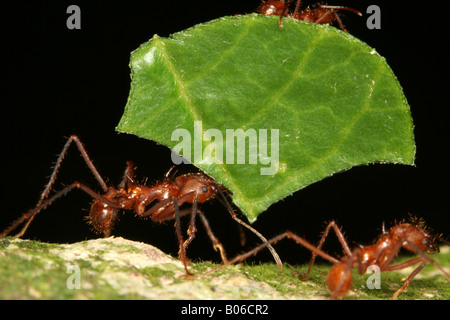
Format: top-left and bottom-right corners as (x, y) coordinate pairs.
(409, 215), (441, 253)
(395, 220), (440, 254)
(408, 227), (440, 254)
(176, 173), (221, 203)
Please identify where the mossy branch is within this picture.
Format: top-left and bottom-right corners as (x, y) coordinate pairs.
(0, 237), (448, 299)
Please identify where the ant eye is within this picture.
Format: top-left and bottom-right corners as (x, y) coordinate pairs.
(423, 239), (429, 247)
(201, 186), (208, 193)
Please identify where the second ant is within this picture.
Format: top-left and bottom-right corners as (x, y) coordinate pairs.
(257, 0), (362, 30)
(202, 216), (450, 299)
(0, 135), (281, 275)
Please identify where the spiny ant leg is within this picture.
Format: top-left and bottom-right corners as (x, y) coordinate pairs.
(1, 184), (79, 238)
(42, 135), (108, 199)
(391, 262), (426, 300)
(174, 200), (192, 275)
(198, 209), (228, 263)
(180, 196), (199, 268)
(384, 257), (424, 272)
(141, 191), (195, 220)
(1, 182), (119, 238)
(403, 241), (450, 280)
(17, 135), (108, 237)
(388, 241), (450, 300)
(139, 197), (173, 218)
(201, 231), (339, 277)
(200, 233), (288, 277)
(285, 231), (340, 264)
(301, 221), (351, 280)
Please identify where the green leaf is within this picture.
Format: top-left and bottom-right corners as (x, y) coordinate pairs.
(117, 14), (415, 222)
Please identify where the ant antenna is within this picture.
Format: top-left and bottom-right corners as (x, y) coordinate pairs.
(217, 189), (283, 270)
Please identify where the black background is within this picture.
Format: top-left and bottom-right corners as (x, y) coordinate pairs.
(2, 0), (449, 266)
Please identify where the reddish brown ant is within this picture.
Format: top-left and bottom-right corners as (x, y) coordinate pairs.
(0, 135), (281, 275)
(203, 217), (450, 299)
(257, 0), (362, 31)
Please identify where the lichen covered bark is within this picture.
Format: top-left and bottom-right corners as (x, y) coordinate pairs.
(0, 237), (448, 299)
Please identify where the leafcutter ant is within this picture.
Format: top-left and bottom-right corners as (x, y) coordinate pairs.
(0, 135), (282, 275)
(203, 217), (450, 299)
(257, 0), (362, 31)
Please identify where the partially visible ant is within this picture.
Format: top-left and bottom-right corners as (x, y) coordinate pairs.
(202, 217), (450, 299)
(0, 135), (282, 275)
(257, 0), (362, 31)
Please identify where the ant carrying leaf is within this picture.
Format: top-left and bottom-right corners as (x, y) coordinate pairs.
(0, 135), (282, 275)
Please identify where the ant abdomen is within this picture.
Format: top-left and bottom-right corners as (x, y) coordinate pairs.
(89, 199), (119, 236)
(327, 262), (353, 298)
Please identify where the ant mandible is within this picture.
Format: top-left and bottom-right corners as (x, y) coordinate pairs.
(257, 0), (362, 31)
(0, 135), (282, 275)
(203, 217), (450, 299)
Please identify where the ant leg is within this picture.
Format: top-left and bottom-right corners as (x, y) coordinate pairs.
(201, 231), (339, 277)
(278, 0), (292, 28)
(301, 221), (351, 280)
(313, 9), (334, 24)
(1, 182), (119, 238)
(42, 135), (108, 199)
(140, 191), (197, 221)
(197, 209), (228, 263)
(19, 135), (109, 236)
(200, 232), (289, 277)
(319, 5), (362, 32)
(238, 224), (246, 247)
(292, 0), (302, 17)
(180, 196), (199, 269)
(381, 240), (450, 281)
(380, 241), (449, 299)
(384, 256), (423, 272)
(139, 197), (173, 218)
(395, 241), (450, 280)
(173, 200), (193, 275)
(285, 231), (340, 264)
(332, 12), (347, 32)
(217, 190), (283, 270)
(386, 253), (449, 299)
(391, 262), (426, 300)
(1, 184), (78, 237)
